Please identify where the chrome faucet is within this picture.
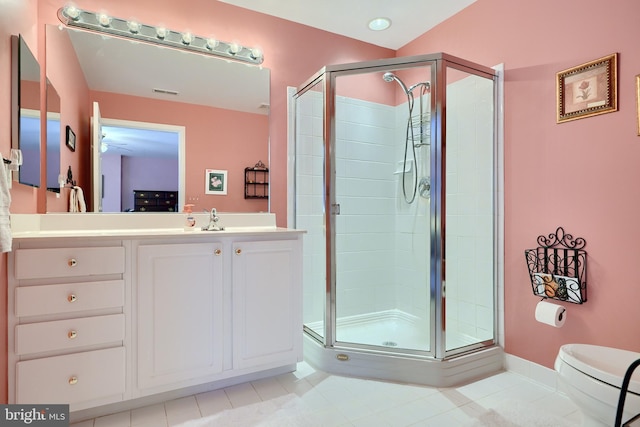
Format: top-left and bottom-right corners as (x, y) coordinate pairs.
(202, 208), (223, 231)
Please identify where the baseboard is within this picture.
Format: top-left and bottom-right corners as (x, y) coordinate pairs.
(504, 352), (561, 392)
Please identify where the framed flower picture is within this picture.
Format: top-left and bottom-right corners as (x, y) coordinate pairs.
(205, 169), (227, 195)
(556, 53), (618, 123)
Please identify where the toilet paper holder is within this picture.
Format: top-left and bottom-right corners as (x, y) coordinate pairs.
(525, 227), (587, 304)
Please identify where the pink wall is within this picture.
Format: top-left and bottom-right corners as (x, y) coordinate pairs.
(91, 90), (269, 213)
(398, 0), (640, 368)
(1, 0), (39, 405)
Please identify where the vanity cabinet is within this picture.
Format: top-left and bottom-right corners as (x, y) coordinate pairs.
(232, 240), (301, 370)
(136, 242), (224, 393)
(8, 241), (128, 411)
(7, 228), (303, 415)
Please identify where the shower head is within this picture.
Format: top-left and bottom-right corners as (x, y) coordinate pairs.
(382, 72), (409, 95)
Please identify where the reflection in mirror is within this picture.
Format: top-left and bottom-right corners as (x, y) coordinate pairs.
(45, 25), (270, 213)
(46, 80), (61, 192)
(11, 35), (41, 188)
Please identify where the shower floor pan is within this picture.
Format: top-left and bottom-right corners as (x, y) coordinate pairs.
(303, 309), (503, 387)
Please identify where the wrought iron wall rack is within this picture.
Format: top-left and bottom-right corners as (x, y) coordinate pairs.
(524, 227), (587, 304)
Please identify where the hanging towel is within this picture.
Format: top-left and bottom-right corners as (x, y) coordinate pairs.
(75, 186), (86, 212)
(69, 186), (87, 213)
(0, 156), (12, 252)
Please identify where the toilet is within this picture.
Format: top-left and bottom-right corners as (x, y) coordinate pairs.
(555, 344), (640, 426)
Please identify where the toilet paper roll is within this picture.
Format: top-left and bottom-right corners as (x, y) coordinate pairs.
(535, 300), (566, 327)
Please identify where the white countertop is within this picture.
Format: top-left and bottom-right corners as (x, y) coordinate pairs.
(10, 212), (304, 239)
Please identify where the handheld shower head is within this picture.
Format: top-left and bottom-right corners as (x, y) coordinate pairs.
(382, 72), (409, 94)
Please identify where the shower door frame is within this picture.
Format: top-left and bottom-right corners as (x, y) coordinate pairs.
(296, 53), (499, 361)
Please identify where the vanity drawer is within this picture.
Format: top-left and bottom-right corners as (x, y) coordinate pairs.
(15, 280), (124, 317)
(15, 314), (125, 355)
(14, 246), (125, 279)
(16, 347), (125, 405)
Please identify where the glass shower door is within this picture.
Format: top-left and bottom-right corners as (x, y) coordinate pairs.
(443, 64), (496, 355)
(295, 79), (327, 343)
(332, 69), (433, 354)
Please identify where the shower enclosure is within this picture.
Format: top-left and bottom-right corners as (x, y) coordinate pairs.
(291, 53), (503, 386)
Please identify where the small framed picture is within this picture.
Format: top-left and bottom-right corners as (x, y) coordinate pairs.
(66, 125), (76, 152)
(205, 169), (227, 195)
(556, 53), (618, 123)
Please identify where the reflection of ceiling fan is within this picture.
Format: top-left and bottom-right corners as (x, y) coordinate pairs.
(101, 132), (133, 153)
(100, 142), (133, 153)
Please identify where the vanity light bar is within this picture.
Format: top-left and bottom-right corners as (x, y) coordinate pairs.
(57, 6), (264, 65)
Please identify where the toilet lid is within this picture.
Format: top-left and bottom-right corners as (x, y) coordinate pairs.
(559, 344), (640, 395)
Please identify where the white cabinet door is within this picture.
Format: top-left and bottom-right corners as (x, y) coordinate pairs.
(232, 239), (303, 370)
(137, 242), (224, 391)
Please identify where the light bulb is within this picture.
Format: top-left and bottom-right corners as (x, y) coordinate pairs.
(97, 13), (111, 27)
(127, 20), (141, 34)
(206, 38), (219, 50)
(100, 142), (108, 153)
(228, 42), (241, 55)
(250, 48), (263, 61)
(63, 5), (81, 21)
(181, 32), (193, 45)
(156, 27), (168, 40)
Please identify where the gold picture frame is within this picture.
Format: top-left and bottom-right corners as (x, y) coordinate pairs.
(556, 53), (618, 123)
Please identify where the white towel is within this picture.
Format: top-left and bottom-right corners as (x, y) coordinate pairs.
(0, 158), (12, 252)
(76, 186), (86, 212)
(69, 186), (87, 213)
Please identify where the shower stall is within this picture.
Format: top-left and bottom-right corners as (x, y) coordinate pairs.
(291, 53), (503, 386)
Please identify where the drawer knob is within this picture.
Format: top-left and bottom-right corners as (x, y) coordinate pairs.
(68, 376), (78, 385)
(68, 258), (77, 267)
(67, 294), (77, 303)
(214, 249), (222, 256)
(68, 330), (77, 339)
(235, 248), (242, 255)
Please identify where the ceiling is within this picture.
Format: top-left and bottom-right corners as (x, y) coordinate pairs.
(219, 0), (477, 50)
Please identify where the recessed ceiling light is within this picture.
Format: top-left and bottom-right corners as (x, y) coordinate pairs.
(368, 17), (391, 31)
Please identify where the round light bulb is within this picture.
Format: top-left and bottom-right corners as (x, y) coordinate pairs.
(127, 21), (141, 34)
(97, 13), (111, 27)
(156, 27), (168, 40)
(100, 142), (108, 153)
(63, 6), (81, 21)
(181, 32), (193, 45)
(250, 48), (263, 61)
(228, 42), (241, 55)
(206, 38), (219, 50)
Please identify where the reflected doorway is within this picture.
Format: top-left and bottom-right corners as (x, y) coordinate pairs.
(96, 116), (185, 212)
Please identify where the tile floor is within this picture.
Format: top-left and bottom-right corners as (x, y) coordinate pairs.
(71, 361), (582, 427)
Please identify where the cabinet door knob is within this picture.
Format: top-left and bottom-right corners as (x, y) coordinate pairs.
(68, 376), (78, 385)
(68, 258), (77, 267)
(68, 330), (77, 339)
(235, 248), (242, 255)
(67, 294), (77, 303)
(214, 249), (222, 256)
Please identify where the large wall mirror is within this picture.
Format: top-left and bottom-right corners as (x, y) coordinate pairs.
(45, 24), (270, 213)
(11, 35), (41, 188)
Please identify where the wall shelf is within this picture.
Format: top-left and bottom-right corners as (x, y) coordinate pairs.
(244, 161), (269, 199)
